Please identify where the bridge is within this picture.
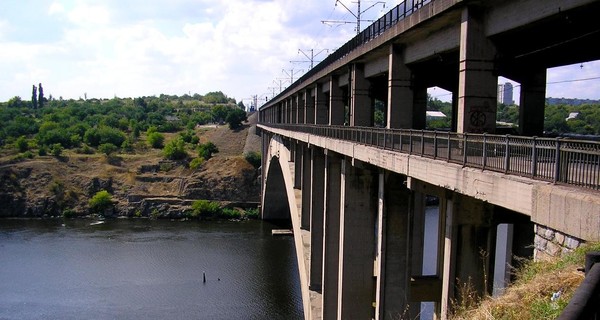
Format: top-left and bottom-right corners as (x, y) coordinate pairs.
(257, 0), (600, 319)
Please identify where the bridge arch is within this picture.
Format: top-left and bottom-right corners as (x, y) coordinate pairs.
(262, 135), (297, 221)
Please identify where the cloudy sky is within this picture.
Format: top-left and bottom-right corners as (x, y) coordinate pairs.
(1, 0), (599, 105)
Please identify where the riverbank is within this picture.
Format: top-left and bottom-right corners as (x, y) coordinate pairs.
(0, 113), (261, 219)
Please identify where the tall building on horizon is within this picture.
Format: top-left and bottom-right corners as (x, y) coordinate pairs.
(498, 82), (514, 105)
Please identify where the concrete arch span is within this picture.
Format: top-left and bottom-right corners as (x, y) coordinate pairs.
(261, 135), (312, 317)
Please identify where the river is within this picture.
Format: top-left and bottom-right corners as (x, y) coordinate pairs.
(0, 219), (303, 320)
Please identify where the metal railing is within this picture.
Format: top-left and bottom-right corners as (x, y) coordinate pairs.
(558, 252), (600, 319)
(265, 0), (433, 107)
(261, 123), (600, 190)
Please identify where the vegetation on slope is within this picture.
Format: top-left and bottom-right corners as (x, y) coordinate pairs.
(452, 242), (600, 320)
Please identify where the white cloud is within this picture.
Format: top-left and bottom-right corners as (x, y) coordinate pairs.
(48, 2), (65, 16)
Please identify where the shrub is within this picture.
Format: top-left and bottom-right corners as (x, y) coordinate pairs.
(245, 208), (260, 219)
(38, 145), (48, 156)
(225, 108), (247, 129)
(244, 151), (261, 168)
(191, 200), (221, 217)
(62, 209), (76, 219)
(50, 143), (63, 157)
(147, 132), (165, 148)
(15, 136), (28, 152)
(189, 157), (204, 170)
(89, 190), (113, 213)
(198, 141), (218, 160)
(163, 137), (187, 160)
(220, 208), (241, 219)
(98, 143), (118, 156)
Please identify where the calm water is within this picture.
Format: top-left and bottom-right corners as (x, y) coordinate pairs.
(0, 219), (303, 320)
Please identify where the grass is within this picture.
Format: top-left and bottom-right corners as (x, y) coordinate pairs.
(451, 242), (600, 319)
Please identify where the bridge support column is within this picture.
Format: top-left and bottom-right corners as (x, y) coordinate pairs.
(305, 90), (315, 125)
(315, 84), (329, 124)
(301, 145), (312, 230)
(294, 143), (302, 189)
(517, 68), (546, 136)
(322, 152), (342, 320)
(310, 148), (325, 290)
(457, 6), (498, 133)
(387, 45), (414, 129)
(297, 94), (305, 124)
(329, 76), (345, 125)
(440, 193), (495, 318)
(350, 64), (373, 127)
(337, 158), (377, 319)
(375, 172), (411, 319)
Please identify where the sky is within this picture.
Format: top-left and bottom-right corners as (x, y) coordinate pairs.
(1, 0), (599, 106)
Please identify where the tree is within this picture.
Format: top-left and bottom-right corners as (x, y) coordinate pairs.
(163, 137), (187, 160)
(237, 101), (246, 111)
(225, 108), (247, 129)
(147, 132), (165, 148)
(98, 143), (118, 156)
(32, 85), (38, 109)
(89, 190), (113, 213)
(38, 83), (44, 108)
(198, 141), (218, 160)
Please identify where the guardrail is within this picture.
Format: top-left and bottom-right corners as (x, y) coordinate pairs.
(261, 123), (600, 190)
(266, 0), (433, 106)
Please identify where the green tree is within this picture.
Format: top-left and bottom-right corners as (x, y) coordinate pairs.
(225, 108), (247, 129)
(38, 83), (44, 108)
(244, 151), (261, 169)
(98, 143), (118, 156)
(163, 137), (187, 160)
(147, 132), (165, 148)
(32, 85), (38, 109)
(15, 136), (28, 152)
(89, 190), (113, 213)
(198, 141), (218, 160)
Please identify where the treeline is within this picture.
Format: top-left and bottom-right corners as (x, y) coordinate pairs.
(426, 96), (600, 136)
(0, 92), (248, 155)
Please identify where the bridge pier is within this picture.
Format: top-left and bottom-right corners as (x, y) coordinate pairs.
(309, 147), (325, 291)
(337, 157), (377, 319)
(315, 84), (329, 125)
(516, 68), (547, 136)
(301, 143), (312, 230)
(328, 76), (345, 125)
(387, 45), (414, 129)
(322, 152), (342, 320)
(350, 64), (373, 127)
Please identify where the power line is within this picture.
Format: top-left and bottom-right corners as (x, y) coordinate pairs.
(322, 0), (386, 34)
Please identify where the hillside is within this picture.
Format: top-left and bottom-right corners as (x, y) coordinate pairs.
(0, 112), (261, 218)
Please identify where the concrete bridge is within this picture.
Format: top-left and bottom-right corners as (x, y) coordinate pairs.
(257, 0), (600, 319)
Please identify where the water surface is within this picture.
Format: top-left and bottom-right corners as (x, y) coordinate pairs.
(0, 219), (303, 320)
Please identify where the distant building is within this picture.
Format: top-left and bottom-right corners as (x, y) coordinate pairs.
(426, 111), (446, 120)
(498, 82), (514, 105)
(566, 112), (580, 121)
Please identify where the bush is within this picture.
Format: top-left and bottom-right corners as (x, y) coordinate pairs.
(147, 132), (165, 148)
(98, 143), (118, 156)
(89, 190), (113, 213)
(245, 208), (260, 219)
(189, 157), (204, 170)
(198, 141), (218, 160)
(15, 136), (28, 152)
(163, 137), (187, 160)
(225, 108), (247, 129)
(50, 143), (63, 157)
(220, 208), (241, 219)
(38, 145), (48, 156)
(62, 209), (76, 219)
(191, 200), (221, 217)
(244, 151), (261, 168)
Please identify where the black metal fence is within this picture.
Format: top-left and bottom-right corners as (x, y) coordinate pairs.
(266, 0), (433, 106)
(261, 123), (600, 190)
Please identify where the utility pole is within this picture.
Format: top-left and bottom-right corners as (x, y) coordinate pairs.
(321, 0), (386, 34)
(282, 69), (303, 85)
(273, 79), (288, 94)
(291, 49), (330, 69)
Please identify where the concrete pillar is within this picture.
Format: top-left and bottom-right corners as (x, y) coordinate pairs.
(337, 158), (377, 320)
(440, 193), (495, 318)
(350, 64), (373, 127)
(330, 76), (345, 125)
(305, 89), (315, 125)
(387, 45), (414, 129)
(375, 172), (412, 319)
(316, 84), (329, 124)
(294, 143), (302, 189)
(298, 94), (305, 124)
(518, 68), (546, 136)
(310, 147), (326, 290)
(440, 196), (456, 320)
(457, 6), (498, 133)
(322, 152), (342, 320)
(292, 96), (298, 124)
(301, 145), (312, 230)
(413, 87), (428, 130)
